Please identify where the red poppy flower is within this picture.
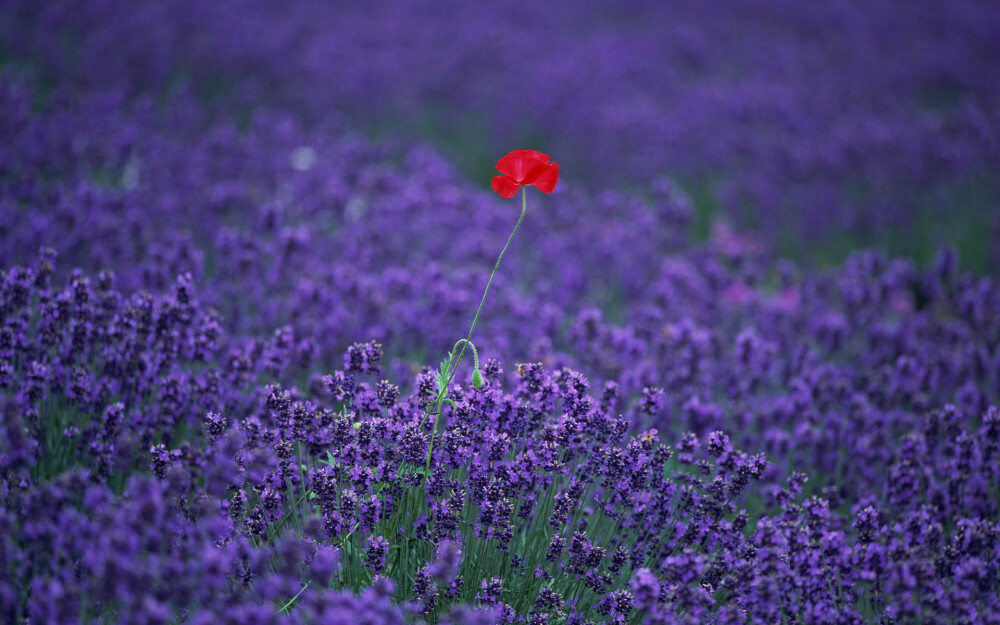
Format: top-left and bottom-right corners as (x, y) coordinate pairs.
(491, 150), (559, 199)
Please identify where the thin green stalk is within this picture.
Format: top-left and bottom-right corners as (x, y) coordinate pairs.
(277, 582), (311, 614)
(424, 187), (529, 475)
(449, 188), (528, 387)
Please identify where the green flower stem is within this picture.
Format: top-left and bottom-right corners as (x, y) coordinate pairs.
(424, 187), (529, 473)
(450, 338), (480, 375)
(277, 581), (311, 614)
(449, 187), (527, 380)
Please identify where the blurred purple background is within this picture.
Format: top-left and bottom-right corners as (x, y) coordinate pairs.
(3, 0), (999, 269)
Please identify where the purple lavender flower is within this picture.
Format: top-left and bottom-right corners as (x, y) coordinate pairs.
(344, 341), (384, 376)
(365, 535), (390, 575)
(476, 577), (503, 605)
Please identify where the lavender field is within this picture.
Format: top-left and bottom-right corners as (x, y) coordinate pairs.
(1, 2), (999, 623)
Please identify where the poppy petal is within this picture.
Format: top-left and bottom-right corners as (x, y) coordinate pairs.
(519, 162), (547, 185)
(495, 150), (551, 183)
(491, 174), (520, 199)
(531, 162), (559, 193)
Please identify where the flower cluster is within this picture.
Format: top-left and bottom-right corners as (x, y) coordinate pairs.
(2, 4), (999, 622)
(3, 264), (997, 622)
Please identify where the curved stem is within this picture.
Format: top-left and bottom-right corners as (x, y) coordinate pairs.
(424, 188), (529, 473)
(448, 187), (527, 384)
(451, 338), (480, 373)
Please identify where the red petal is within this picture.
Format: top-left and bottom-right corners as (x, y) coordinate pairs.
(531, 161), (559, 193)
(495, 150), (551, 183)
(491, 174), (520, 199)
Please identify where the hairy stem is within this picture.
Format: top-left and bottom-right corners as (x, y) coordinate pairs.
(425, 187), (529, 474)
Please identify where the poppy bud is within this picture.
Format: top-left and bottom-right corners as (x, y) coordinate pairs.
(472, 368), (484, 389)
